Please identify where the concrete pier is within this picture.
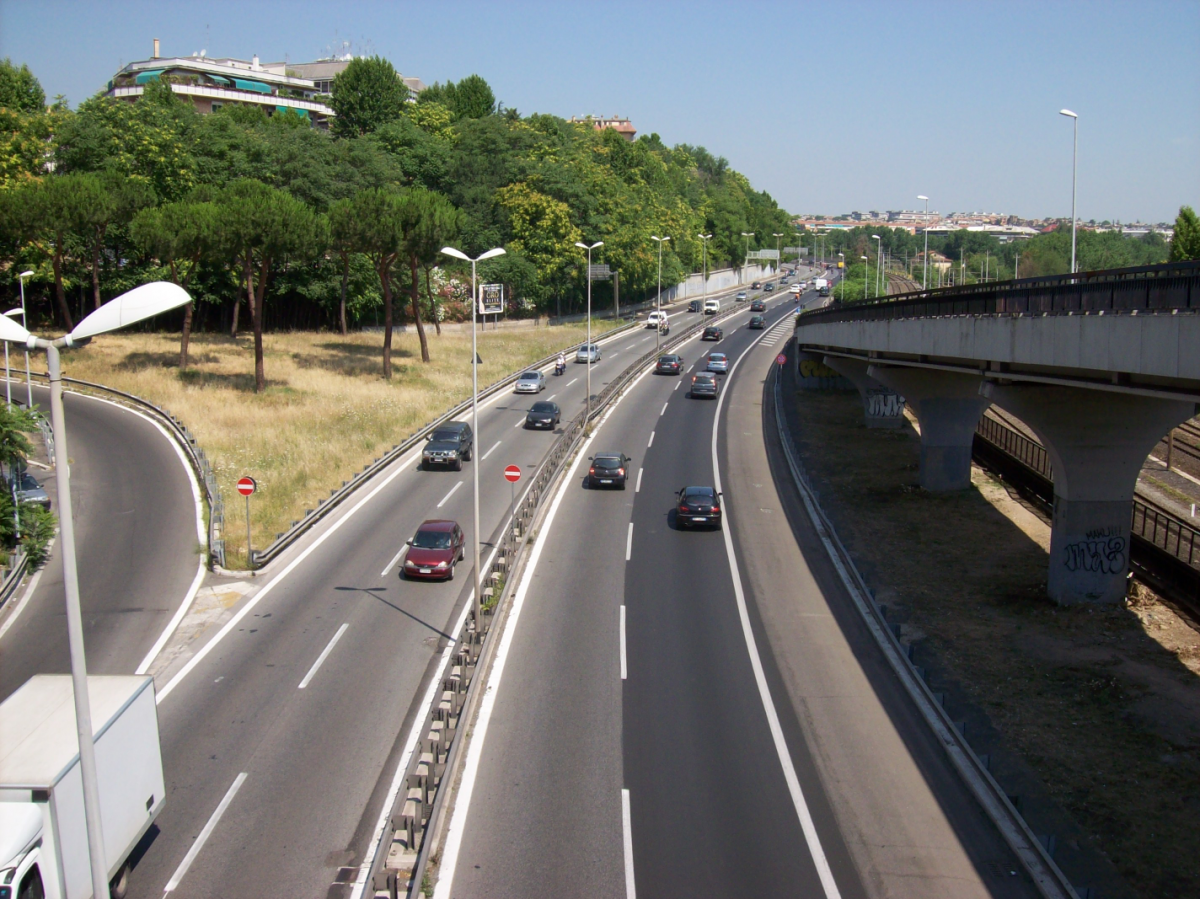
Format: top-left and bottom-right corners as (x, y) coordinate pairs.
(822, 356), (906, 429)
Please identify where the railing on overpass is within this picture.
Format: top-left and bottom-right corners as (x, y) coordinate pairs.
(796, 260), (1200, 325)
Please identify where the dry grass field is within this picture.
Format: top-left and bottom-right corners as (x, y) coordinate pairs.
(59, 323), (621, 567)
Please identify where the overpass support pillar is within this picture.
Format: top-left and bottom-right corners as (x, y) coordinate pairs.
(868, 367), (991, 492)
(982, 383), (1197, 605)
(821, 356), (906, 428)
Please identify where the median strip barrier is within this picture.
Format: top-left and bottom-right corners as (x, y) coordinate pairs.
(769, 359), (1082, 899)
(0, 548), (28, 610)
(360, 292), (768, 897)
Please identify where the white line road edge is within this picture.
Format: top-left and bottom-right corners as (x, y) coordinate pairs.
(164, 772), (248, 892)
(298, 622), (349, 689)
(710, 320), (841, 898)
(647, 431), (654, 448)
(0, 535), (55, 643)
(626, 523), (634, 561)
(622, 788), (636, 899)
(620, 605), (627, 680)
(437, 481), (464, 509)
(635, 469), (643, 493)
(432, 356), (658, 899)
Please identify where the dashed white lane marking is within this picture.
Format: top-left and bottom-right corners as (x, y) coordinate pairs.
(635, 468), (643, 493)
(622, 788), (636, 898)
(380, 545), (406, 577)
(567, 378), (578, 387)
(437, 480), (464, 508)
(660, 402), (668, 416)
(620, 605), (628, 680)
(674, 381), (681, 391)
(546, 394), (557, 401)
(164, 772), (248, 891)
(647, 431), (655, 448)
(514, 418), (525, 428)
(626, 523), (634, 561)
(481, 440), (501, 461)
(298, 623), (349, 689)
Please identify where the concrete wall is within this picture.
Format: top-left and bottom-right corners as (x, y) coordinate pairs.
(797, 312), (1200, 384)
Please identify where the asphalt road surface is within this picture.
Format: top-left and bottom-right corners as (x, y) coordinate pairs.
(0, 384), (203, 702)
(440, 279), (1040, 898)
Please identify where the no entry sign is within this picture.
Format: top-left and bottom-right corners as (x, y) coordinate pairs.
(503, 465), (522, 483)
(776, 353), (787, 366)
(237, 476), (257, 496)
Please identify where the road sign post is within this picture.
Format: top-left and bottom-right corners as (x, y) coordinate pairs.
(237, 476), (257, 564)
(504, 465), (521, 535)
(776, 353), (787, 367)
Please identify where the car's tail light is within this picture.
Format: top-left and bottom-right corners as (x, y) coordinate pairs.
(679, 506), (688, 514)
(589, 467), (595, 475)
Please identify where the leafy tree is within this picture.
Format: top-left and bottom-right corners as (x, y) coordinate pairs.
(401, 189), (463, 360)
(452, 75), (496, 120)
(76, 170), (156, 311)
(0, 59), (45, 113)
(1169, 206), (1200, 262)
(330, 56), (410, 138)
(327, 198), (357, 335)
(494, 182), (581, 307)
(341, 188), (408, 377)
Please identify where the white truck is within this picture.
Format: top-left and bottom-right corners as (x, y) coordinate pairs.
(0, 676), (164, 899)
(813, 277), (829, 292)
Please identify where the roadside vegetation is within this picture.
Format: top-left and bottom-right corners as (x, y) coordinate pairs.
(60, 322), (620, 568)
(0, 403), (55, 568)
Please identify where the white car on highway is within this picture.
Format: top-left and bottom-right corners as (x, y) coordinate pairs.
(645, 311), (669, 331)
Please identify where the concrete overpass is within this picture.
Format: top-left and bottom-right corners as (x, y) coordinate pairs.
(793, 261), (1200, 605)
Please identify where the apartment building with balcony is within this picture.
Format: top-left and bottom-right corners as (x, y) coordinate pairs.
(569, 115), (637, 141)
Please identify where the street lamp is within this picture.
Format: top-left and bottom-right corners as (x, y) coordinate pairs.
(439, 245), (506, 639)
(574, 241), (603, 421)
(871, 234), (881, 298)
(860, 255), (869, 300)
(651, 236), (670, 351)
(3, 308), (24, 407)
(18, 271), (33, 408)
(837, 252), (845, 300)
(917, 196), (930, 290)
(698, 233), (712, 307)
(740, 232), (754, 283)
(772, 232), (784, 274)
(0, 281), (192, 899)
(1060, 109), (1078, 275)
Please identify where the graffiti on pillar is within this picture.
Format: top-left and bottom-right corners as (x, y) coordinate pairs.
(1062, 527), (1127, 575)
(800, 359), (839, 379)
(866, 388), (905, 418)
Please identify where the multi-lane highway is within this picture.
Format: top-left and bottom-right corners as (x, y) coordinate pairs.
(436, 278), (1041, 898)
(0, 386), (203, 702)
(118, 280), (764, 898)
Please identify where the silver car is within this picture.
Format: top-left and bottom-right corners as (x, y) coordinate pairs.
(706, 352), (729, 374)
(16, 471), (50, 509)
(575, 344), (602, 363)
(513, 370), (546, 394)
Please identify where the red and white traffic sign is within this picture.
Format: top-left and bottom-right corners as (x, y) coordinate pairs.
(776, 353), (787, 366)
(236, 476), (257, 496)
(503, 465), (522, 483)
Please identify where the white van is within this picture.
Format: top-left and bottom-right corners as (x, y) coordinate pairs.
(703, 299), (720, 315)
(645, 311), (669, 330)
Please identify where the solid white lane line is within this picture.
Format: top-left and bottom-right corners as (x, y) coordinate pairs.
(626, 523), (634, 561)
(437, 480), (464, 508)
(710, 326), (842, 899)
(647, 431), (655, 448)
(635, 468), (643, 493)
(622, 788), (636, 899)
(298, 623), (349, 689)
(620, 605), (628, 680)
(380, 545), (407, 577)
(660, 402), (668, 416)
(481, 440), (501, 461)
(567, 378), (578, 387)
(164, 772), (248, 891)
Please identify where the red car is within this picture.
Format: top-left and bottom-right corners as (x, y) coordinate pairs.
(402, 519), (466, 580)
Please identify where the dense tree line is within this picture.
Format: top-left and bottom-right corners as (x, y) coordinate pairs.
(0, 56), (793, 390)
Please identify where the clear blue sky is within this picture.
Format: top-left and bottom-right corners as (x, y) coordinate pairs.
(2, 0), (1197, 223)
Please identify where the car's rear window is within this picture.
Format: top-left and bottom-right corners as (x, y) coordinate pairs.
(710, 354), (726, 360)
(412, 529), (453, 549)
(683, 486), (716, 498)
(520, 372), (540, 379)
(594, 457), (622, 469)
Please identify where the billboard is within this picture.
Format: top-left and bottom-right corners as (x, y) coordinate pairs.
(479, 283), (504, 314)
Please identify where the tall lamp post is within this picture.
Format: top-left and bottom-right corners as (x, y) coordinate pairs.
(772, 232), (784, 275)
(860, 255), (869, 299)
(439, 245), (506, 636)
(651, 235), (670, 351)
(917, 195), (930, 290)
(0, 282), (193, 899)
(574, 240), (603, 421)
(1059, 109), (1078, 275)
(698, 233), (712, 306)
(837, 252), (845, 300)
(3, 308), (25, 407)
(740, 231), (754, 283)
(18, 270), (33, 407)
(871, 234), (882, 298)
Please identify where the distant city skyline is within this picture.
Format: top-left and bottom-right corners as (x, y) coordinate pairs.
(1, 0), (1196, 223)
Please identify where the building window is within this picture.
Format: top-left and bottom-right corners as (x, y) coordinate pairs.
(211, 102), (223, 111)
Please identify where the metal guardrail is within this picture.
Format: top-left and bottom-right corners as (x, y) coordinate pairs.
(373, 298), (761, 898)
(29, 372), (227, 568)
(0, 547), (28, 610)
(796, 261), (1200, 326)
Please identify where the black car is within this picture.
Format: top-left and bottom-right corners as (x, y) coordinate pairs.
(750, 299), (766, 312)
(525, 401), (561, 429)
(587, 452), (632, 489)
(687, 300), (701, 313)
(749, 315), (765, 329)
(702, 325), (723, 341)
(655, 354), (683, 375)
(751, 281), (762, 289)
(690, 372), (719, 398)
(763, 282), (775, 292)
(423, 421), (473, 470)
(676, 486), (722, 529)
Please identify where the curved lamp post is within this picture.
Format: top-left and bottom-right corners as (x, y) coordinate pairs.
(698, 233), (712, 307)
(740, 232), (754, 283)
(0, 281), (193, 899)
(871, 234), (882, 298)
(18, 271), (33, 407)
(574, 241), (603, 420)
(651, 236), (670, 351)
(837, 252), (845, 300)
(917, 195), (930, 290)
(1060, 109), (1078, 275)
(439, 245), (506, 636)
